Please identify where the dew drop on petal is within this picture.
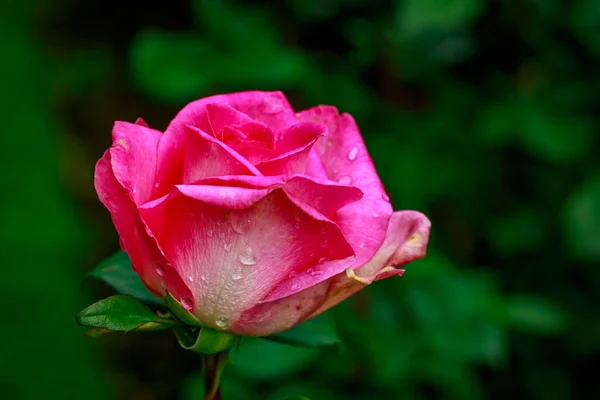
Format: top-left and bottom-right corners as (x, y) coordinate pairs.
(155, 264), (166, 277)
(373, 213), (380, 217)
(339, 176), (352, 185)
(291, 282), (301, 290)
(154, 183), (160, 188)
(232, 266), (243, 280)
(306, 268), (323, 276)
(189, 275), (195, 282)
(239, 246), (257, 265)
(359, 242), (365, 249)
(318, 257), (327, 263)
(347, 147), (359, 161)
(295, 212), (302, 222)
(201, 275), (207, 282)
(180, 297), (193, 311)
(215, 316), (229, 329)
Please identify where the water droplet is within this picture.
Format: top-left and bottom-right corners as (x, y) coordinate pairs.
(326, 140), (333, 148)
(373, 213), (380, 217)
(359, 242), (365, 249)
(189, 275), (195, 282)
(318, 257), (327, 263)
(232, 266), (243, 280)
(239, 246), (257, 265)
(320, 227), (327, 235)
(294, 222), (301, 229)
(201, 275), (207, 282)
(321, 240), (328, 249)
(154, 183), (160, 188)
(180, 297), (193, 311)
(231, 215), (251, 234)
(381, 193), (390, 201)
(291, 282), (301, 290)
(306, 268), (323, 276)
(215, 316), (229, 329)
(206, 229), (213, 237)
(339, 176), (352, 185)
(347, 147), (359, 161)
(155, 264), (166, 277)
(295, 212), (302, 222)
(223, 242), (233, 252)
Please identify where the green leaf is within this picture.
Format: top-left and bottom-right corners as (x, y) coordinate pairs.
(563, 174), (600, 261)
(164, 292), (202, 326)
(504, 295), (567, 335)
(89, 250), (162, 305)
(230, 338), (318, 381)
(264, 312), (340, 348)
(76, 295), (177, 333)
(174, 326), (237, 355)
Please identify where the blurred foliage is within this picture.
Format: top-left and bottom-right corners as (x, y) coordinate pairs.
(3, 0), (600, 398)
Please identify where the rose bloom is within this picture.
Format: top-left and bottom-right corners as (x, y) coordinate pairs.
(95, 91), (430, 336)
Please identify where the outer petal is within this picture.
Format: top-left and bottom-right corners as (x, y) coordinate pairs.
(109, 121), (161, 206)
(257, 123), (327, 176)
(138, 186), (355, 334)
(153, 91), (297, 197)
(234, 280), (330, 336)
(307, 211), (431, 318)
(94, 150), (192, 303)
(297, 106), (393, 266)
(183, 125), (262, 184)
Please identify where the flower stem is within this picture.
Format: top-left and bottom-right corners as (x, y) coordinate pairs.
(203, 352), (228, 400)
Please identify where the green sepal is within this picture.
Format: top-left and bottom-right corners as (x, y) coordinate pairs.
(88, 250), (162, 306)
(76, 295), (178, 333)
(174, 326), (238, 355)
(264, 312), (341, 348)
(164, 292), (202, 326)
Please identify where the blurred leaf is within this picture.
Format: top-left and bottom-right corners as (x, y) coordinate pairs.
(230, 338), (318, 381)
(563, 174), (600, 261)
(89, 250), (162, 306)
(130, 30), (212, 103)
(505, 295), (567, 334)
(265, 312), (340, 348)
(489, 208), (546, 255)
(76, 295), (177, 332)
(397, 0), (485, 34)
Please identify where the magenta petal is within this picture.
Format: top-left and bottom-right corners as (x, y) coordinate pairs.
(183, 125), (262, 184)
(257, 122), (327, 176)
(297, 106), (393, 266)
(283, 175), (363, 219)
(305, 148), (328, 179)
(109, 121), (161, 206)
(307, 210), (431, 318)
(233, 280), (330, 336)
(138, 187), (354, 333)
(207, 103), (253, 137)
(94, 150), (193, 304)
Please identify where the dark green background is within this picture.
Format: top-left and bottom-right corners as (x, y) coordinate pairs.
(2, 0), (597, 399)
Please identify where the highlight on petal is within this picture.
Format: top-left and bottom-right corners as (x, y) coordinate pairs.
(138, 186), (355, 334)
(306, 210), (431, 319)
(94, 150), (193, 305)
(297, 106), (393, 267)
(110, 121), (161, 206)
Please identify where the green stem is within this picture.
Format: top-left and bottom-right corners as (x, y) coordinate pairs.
(203, 352), (228, 400)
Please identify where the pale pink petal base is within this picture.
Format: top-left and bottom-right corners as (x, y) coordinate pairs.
(307, 210), (431, 319)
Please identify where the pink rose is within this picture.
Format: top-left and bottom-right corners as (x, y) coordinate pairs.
(95, 91), (430, 336)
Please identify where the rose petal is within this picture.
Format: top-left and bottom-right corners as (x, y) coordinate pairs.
(306, 210), (431, 319)
(297, 106), (393, 266)
(94, 150), (193, 304)
(207, 103), (253, 138)
(182, 125), (262, 184)
(109, 121), (161, 206)
(154, 91), (297, 198)
(257, 122), (327, 176)
(138, 186), (354, 333)
(234, 280), (330, 336)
